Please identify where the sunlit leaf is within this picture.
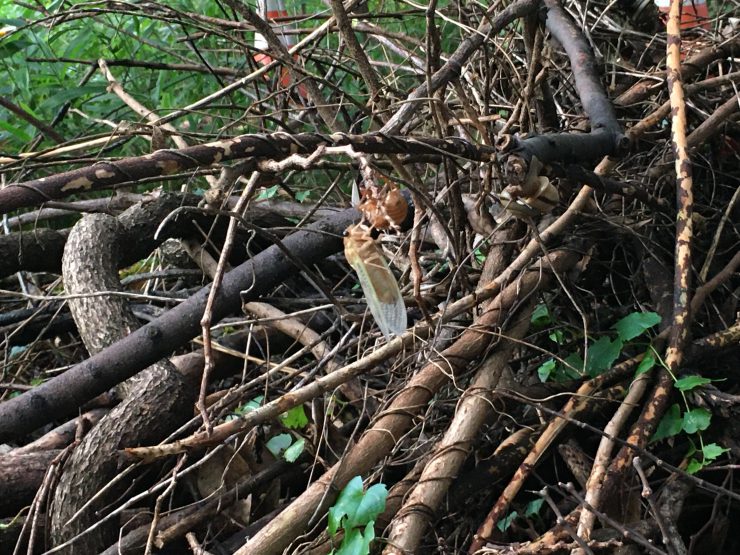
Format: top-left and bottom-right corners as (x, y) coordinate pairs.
(613, 312), (661, 342)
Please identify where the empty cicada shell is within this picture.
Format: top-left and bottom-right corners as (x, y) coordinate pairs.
(353, 174), (408, 230)
(501, 176), (559, 218)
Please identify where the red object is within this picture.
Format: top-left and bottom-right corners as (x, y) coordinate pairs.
(654, 0), (711, 31)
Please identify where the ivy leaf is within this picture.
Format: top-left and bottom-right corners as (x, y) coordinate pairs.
(497, 510), (519, 532)
(537, 359), (556, 382)
(283, 437), (305, 462)
(682, 408), (711, 434)
(279, 405), (309, 429)
(349, 483), (387, 529)
(334, 528), (363, 555)
(235, 395), (264, 415)
(256, 184), (279, 200)
(561, 352), (585, 380)
(652, 404), (682, 442)
(531, 304), (552, 327)
(674, 375), (712, 391)
(524, 498), (544, 517)
(702, 443), (729, 461)
(635, 347), (657, 376)
(613, 312), (661, 342)
(686, 458), (704, 474)
(328, 476), (364, 537)
(585, 336), (623, 377)
(548, 329), (566, 344)
(295, 190), (311, 202)
(265, 433), (292, 458)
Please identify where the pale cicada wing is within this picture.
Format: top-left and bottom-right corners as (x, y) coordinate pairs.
(345, 234), (407, 338)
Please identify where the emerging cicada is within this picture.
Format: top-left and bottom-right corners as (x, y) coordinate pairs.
(344, 223), (407, 338)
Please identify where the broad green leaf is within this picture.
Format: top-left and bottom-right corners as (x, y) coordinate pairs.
(497, 510), (518, 532)
(686, 458), (704, 474)
(349, 483), (387, 529)
(531, 304), (552, 327)
(280, 405), (309, 429)
(328, 476), (364, 537)
(524, 498), (544, 517)
(283, 437), (305, 463)
(334, 527), (366, 555)
(702, 443), (729, 461)
(682, 408), (711, 434)
(295, 190), (311, 202)
(635, 347), (657, 376)
(537, 359), (556, 382)
(674, 375), (712, 391)
(652, 404), (682, 442)
(613, 312), (661, 342)
(265, 433), (292, 457)
(585, 336), (623, 377)
(359, 521), (376, 554)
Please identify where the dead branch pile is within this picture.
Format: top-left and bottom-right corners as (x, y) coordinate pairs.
(1, 0), (739, 554)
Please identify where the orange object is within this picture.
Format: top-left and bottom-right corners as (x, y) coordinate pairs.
(356, 175), (409, 230)
(254, 0), (307, 97)
(654, 0), (711, 31)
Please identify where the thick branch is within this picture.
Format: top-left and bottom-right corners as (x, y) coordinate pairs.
(0, 207), (359, 442)
(0, 133), (495, 215)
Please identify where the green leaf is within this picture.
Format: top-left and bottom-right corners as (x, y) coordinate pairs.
(652, 404), (682, 442)
(702, 443), (729, 461)
(235, 395), (264, 415)
(686, 458), (704, 474)
(279, 405), (309, 429)
(39, 84), (106, 111)
(328, 476), (364, 537)
(349, 483), (387, 529)
(674, 375), (712, 391)
(635, 347), (657, 376)
(613, 312), (661, 342)
(524, 498), (544, 517)
(295, 190), (311, 202)
(548, 329), (565, 344)
(531, 304), (552, 327)
(328, 476), (386, 547)
(561, 352), (585, 379)
(537, 359), (556, 382)
(256, 184), (279, 200)
(585, 336), (623, 377)
(265, 433), (293, 457)
(497, 510), (518, 532)
(334, 524), (375, 555)
(334, 528), (362, 555)
(283, 437), (305, 462)
(359, 521), (376, 554)
(0, 119), (33, 142)
(682, 408), (711, 434)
